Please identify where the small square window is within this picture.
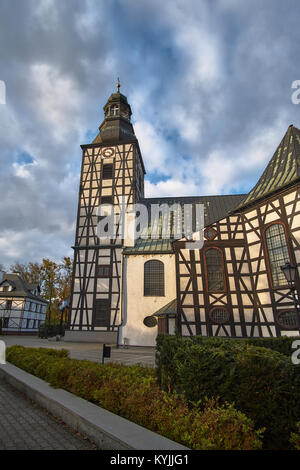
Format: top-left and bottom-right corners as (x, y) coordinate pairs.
(101, 195), (113, 205)
(97, 265), (112, 278)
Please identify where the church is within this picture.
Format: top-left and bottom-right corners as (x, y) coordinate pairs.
(66, 84), (300, 346)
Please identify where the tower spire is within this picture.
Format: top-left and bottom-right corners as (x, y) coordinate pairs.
(92, 83), (136, 143)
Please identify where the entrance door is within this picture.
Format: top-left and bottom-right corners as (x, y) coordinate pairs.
(157, 317), (168, 334)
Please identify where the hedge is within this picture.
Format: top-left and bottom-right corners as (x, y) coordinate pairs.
(156, 335), (300, 449)
(179, 335), (298, 357)
(245, 336), (299, 357)
(6, 345), (263, 450)
(38, 323), (66, 338)
(290, 422), (300, 450)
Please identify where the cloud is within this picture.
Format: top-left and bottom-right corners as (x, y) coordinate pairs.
(0, 0), (300, 267)
(145, 179), (199, 198)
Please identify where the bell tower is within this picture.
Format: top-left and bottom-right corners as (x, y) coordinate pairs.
(67, 82), (145, 342)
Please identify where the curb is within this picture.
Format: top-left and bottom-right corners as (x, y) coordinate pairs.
(0, 363), (188, 451)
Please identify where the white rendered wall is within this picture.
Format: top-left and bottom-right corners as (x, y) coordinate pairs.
(120, 254), (176, 347)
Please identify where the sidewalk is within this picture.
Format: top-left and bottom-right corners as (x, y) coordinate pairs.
(0, 380), (98, 450)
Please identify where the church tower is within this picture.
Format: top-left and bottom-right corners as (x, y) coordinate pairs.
(67, 83), (145, 342)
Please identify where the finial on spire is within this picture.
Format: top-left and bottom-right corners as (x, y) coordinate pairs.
(117, 77), (120, 93)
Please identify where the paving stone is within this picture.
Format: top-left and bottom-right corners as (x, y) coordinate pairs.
(0, 380), (99, 450)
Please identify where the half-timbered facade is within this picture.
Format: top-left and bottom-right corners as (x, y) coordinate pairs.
(0, 272), (47, 334)
(174, 124), (300, 338)
(68, 86), (300, 345)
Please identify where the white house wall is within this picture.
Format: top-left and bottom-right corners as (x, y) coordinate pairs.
(120, 253), (176, 346)
(0, 297), (46, 333)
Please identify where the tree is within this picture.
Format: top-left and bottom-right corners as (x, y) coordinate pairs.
(57, 257), (73, 303)
(10, 257), (73, 324)
(10, 262), (41, 285)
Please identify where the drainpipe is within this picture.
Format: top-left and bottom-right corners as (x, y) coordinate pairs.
(117, 253), (128, 348)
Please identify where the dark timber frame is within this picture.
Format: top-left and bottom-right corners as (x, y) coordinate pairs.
(174, 184), (300, 338)
(69, 139), (145, 332)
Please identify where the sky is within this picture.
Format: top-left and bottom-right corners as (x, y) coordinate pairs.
(0, 0), (300, 268)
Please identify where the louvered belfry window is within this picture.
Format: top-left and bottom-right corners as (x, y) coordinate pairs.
(102, 164), (113, 179)
(205, 248), (225, 292)
(144, 260), (165, 296)
(265, 223), (290, 288)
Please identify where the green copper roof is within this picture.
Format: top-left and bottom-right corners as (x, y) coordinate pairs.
(235, 125), (300, 210)
(150, 298), (177, 317)
(124, 238), (174, 255)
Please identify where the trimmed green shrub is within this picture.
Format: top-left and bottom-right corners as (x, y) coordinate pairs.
(157, 334), (299, 358)
(246, 336), (299, 357)
(156, 335), (300, 449)
(290, 422), (300, 450)
(38, 323), (66, 338)
(175, 334), (299, 357)
(6, 345), (263, 450)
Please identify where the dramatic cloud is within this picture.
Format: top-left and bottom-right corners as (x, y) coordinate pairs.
(0, 0), (300, 266)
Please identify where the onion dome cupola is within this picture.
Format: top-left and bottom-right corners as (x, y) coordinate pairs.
(93, 80), (136, 144)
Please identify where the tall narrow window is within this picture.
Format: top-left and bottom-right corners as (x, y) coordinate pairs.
(102, 164), (113, 179)
(205, 248), (225, 292)
(93, 299), (110, 327)
(144, 260), (164, 296)
(265, 223), (290, 288)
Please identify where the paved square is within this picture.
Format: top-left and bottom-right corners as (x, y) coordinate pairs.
(1, 335), (156, 367)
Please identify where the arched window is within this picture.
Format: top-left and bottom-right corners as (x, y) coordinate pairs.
(265, 223), (290, 288)
(144, 260), (164, 296)
(205, 248), (225, 292)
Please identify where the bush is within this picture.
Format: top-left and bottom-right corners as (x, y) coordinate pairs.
(6, 345), (263, 450)
(156, 335), (300, 449)
(290, 422), (300, 450)
(38, 323), (66, 338)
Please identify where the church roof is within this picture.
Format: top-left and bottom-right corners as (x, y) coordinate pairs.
(150, 298), (177, 317)
(234, 124), (300, 211)
(123, 194), (245, 254)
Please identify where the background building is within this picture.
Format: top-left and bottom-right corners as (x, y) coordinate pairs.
(0, 272), (47, 334)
